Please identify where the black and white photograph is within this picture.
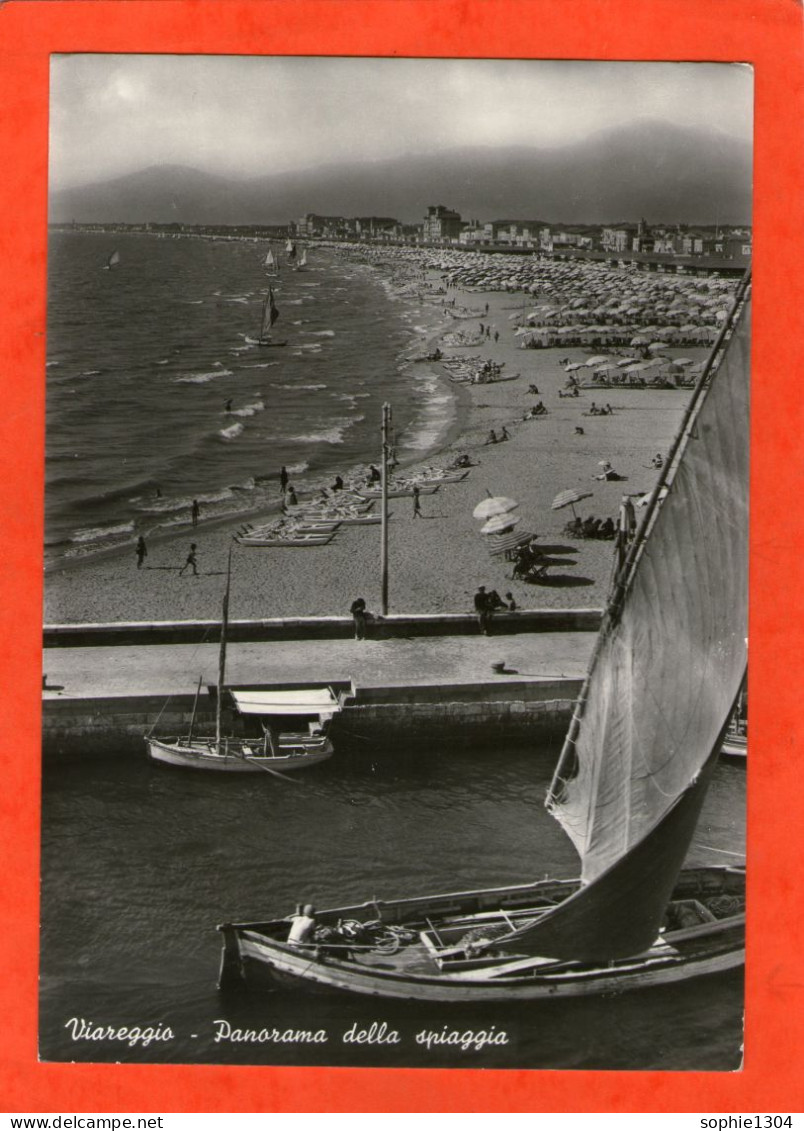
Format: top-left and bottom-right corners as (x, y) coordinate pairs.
(41, 56), (751, 1071)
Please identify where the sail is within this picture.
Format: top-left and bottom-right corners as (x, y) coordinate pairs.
(104, 250), (120, 270)
(260, 289), (279, 339)
(492, 278), (750, 961)
(299, 250), (307, 267)
(286, 239), (297, 260)
(264, 249), (276, 272)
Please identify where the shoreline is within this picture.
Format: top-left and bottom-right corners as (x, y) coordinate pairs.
(44, 254), (700, 625)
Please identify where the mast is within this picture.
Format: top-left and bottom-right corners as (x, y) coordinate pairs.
(481, 271), (751, 962)
(380, 403), (391, 615)
(215, 545), (234, 752)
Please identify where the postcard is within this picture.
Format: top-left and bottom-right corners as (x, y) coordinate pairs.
(2, 0), (801, 1115)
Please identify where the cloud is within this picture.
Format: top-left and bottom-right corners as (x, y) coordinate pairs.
(49, 56), (753, 190)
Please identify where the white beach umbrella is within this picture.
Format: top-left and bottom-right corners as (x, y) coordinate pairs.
(473, 496), (519, 520)
(480, 513), (522, 535)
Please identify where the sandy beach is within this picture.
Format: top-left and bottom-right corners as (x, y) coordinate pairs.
(44, 258), (701, 625)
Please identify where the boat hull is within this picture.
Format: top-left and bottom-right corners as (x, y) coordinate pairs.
(218, 866), (744, 1001)
(147, 736), (333, 772)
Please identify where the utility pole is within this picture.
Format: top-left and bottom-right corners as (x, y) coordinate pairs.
(380, 403), (391, 615)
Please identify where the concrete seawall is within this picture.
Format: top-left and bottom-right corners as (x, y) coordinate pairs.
(43, 678), (581, 760)
(42, 615), (597, 760)
(43, 609), (602, 649)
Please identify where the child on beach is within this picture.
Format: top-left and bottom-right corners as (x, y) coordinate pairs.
(179, 543), (198, 577)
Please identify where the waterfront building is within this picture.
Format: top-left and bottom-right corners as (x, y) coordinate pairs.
(422, 204), (463, 243)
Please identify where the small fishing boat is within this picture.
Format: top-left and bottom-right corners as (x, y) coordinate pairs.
(357, 482), (440, 499)
(236, 533), (335, 547)
(146, 552), (345, 772)
(218, 272), (750, 1000)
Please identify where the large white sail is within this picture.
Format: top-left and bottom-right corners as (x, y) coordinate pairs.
(548, 283), (749, 885)
(484, 276), (751, 962)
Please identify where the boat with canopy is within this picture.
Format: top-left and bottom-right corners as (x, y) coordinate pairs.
(146, 551), (347, 773)
(217, 271), (750, 998)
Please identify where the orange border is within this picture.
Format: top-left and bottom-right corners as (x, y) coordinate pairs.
(1, 0), (802, 1113)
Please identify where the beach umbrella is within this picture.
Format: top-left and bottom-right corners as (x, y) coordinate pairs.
(473, 495), (519, 520)
(480, 513), (522, 535)
(671, 357), (694, 366)
(551, 488), (593, 519)
(585, 355), (610, 366)
(487, 529), (535, 557)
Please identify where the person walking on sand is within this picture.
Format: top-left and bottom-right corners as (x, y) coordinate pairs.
(135, 536), (147, 570)
(280, 465), (289, 493)
(179, 543), (198, 577)
(191, 499), (200, 527)
(494, 330), (499, 343)
(412, 483), (423, 518)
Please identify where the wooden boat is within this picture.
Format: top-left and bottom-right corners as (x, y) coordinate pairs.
(146, 552), (346, 772)
(148, 688), (346, 772)
(236, 533), (335, 547)
(218, 272), (750, 998)
(357, 482), (440, 499)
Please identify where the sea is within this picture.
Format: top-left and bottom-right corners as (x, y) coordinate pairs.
(39, 740), (745, 1071)
(45, 231), (455, 565)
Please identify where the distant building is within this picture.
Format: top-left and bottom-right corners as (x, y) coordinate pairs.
(355, 216), (402, 241)
(422, 204), (463, 243)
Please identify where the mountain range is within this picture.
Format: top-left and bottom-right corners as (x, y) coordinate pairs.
(49, 121), (752, 227)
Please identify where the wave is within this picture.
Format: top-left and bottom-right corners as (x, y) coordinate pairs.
(271, 383), (328, 391)
(70, 520), (135, 544)
(228, 401), (265, 417)
(174, 367), (234, 384)
(220, 422), (244, 441)
(286, 426), (346, 445)
(302, 329), (335, 337)
(133, 487), (237, 515)
(243, 361), (280, 369)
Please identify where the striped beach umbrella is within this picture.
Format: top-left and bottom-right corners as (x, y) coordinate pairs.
(552, 488), (593, 518)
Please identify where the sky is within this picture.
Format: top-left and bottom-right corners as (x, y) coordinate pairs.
(49, 56), (753, 190)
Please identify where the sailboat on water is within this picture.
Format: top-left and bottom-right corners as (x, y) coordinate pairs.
(146, 549), (344, 773)
(254, 287), (287, 348)
(218, 272), (750, 1000)
(294, 247), (308, 272)
(102, 249), (120, 271)
(264, 247), (279, 277)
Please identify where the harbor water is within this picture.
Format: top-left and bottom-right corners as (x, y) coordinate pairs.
(39, 740), (745, 1070)
(45, 232), (454, 565)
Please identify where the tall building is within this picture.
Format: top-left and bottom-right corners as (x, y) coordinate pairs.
(422, 204), (463, 242)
